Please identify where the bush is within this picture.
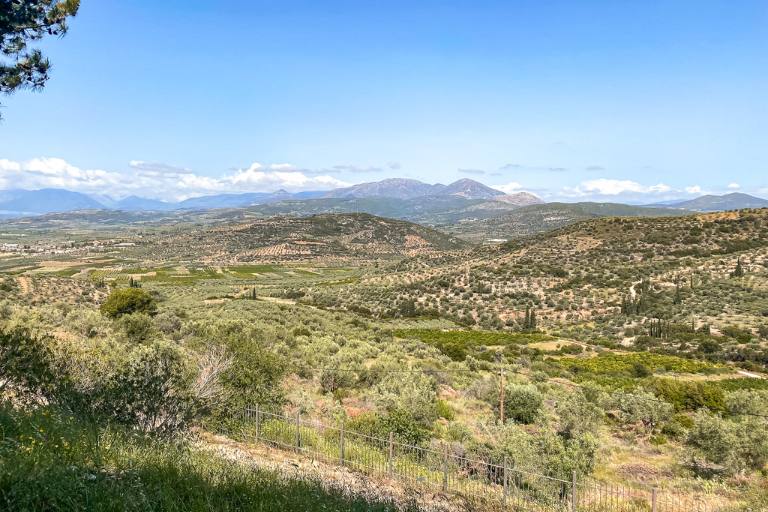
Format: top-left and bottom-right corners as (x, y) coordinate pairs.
(0, 328), (54, 399)
(320, 368), (355, 394)
(347, 409), (430, 445)
(556, 390), (604, 438)
(372, 373), (437, 427)
(154, 311), (183, 336)
(647, 379), (726, 413)
(100, 288), (157, 319)
(608, 390), (673, 433)
(107, 342), (197, 435)
(499, 383), (543, 425)
(726, 389), (768, 417)
(687, 411), (768, 475)
(435, 399), (455, 420)
(117, 313), (153, 342)
(208, 337), (286, 426)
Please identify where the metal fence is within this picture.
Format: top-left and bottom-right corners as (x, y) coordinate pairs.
(236, 406), (718, 512)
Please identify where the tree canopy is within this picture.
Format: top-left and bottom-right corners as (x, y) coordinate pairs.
(1, 0), (79, 117)
(100, 288), (157, 319)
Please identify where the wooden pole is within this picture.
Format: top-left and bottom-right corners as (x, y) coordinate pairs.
(339, 419), (346, 465)
(571, 470), (577, 512)
(295, 411), (301, 451)
(255, 404), (260, 441)
(388, 432), (394, 476)
(499, 368), (506, 424)
(503, 455), (509, 507)
(442, 443), (449, 493)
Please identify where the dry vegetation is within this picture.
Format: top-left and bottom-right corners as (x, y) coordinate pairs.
(2, 210), (768, 511)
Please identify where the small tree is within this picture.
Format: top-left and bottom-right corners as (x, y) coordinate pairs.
(609, 390), (673, 434)
(108, 342), (197, 435)
(730, 257), (745, 278)
(100, 288), (157, 318)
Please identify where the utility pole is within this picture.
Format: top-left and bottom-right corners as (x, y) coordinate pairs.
(499, 368), (505, 424)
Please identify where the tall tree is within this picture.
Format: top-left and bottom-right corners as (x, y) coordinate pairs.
(1, 0), (79, 117)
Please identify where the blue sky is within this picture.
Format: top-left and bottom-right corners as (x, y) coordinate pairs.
(1, 0), (766, 201)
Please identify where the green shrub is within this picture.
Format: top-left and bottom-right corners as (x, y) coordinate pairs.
(435, 399), (455, 421)
(107, 342), (197, 435)
(556, 390), (604, 438)
(726, 389), (768, 417)
(100, 288), (157, 318)
(646, 379), (726, 413)
(687, 411), (768, 475)
(117, 312), (153, 342)
(608, 390), (673, 433)
(499, 383), (543, 425)
(347, 409), (430, 445)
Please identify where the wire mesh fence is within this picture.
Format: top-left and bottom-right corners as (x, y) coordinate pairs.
(234, 406), (720, 512)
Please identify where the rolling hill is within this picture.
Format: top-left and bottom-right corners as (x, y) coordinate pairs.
(141, 213), (470, 262)
(444, 202), (689, 241)
(304, 207), (768, 333)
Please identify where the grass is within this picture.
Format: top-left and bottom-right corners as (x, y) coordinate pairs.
(0, 405), (411, 512)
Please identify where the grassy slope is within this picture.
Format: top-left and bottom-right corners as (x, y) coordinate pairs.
(0, 405), (409, 512)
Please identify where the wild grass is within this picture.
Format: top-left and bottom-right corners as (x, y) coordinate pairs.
(0, 404), (410, 512)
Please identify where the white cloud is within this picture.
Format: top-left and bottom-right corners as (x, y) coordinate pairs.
(493, 181), (524, 194)
(0, 157), (351, 201)
(578, 179), (662, 196)
(727, 182), (741, 190)
(560, 178), (676, 200)
(685, 185), (702, 194)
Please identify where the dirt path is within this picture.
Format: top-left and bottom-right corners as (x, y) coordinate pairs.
(17, 276), (31, 295)
(737, 370), (765, 379)
(198, 432), (472, 512)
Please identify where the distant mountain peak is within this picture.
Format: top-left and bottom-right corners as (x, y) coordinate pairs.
(667, 192), (768, 212)
(494, 191), (543, 206)
(324, 178), (443, 200)
(441, 179), (506, 199)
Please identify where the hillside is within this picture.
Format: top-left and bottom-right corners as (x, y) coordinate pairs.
(444, 201), (688, 241)
(668, 192), (768, 212)
(305, 209), (768, 349)
(142, 213), (469, 261)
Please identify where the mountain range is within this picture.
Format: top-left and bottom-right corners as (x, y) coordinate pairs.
(0, 178), (541, 217)
(0, 180), (766, 222)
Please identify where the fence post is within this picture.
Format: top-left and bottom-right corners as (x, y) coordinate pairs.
(503, 455), (508, 507)
(651, 488), (657, 512)
(295, 411), (301, 452)
(255, 404), (260, 441)
(442, 443), (449, 493)
(571, 470), (577, 512)
(388, 432), (394, 477)
(339, 418), (345, 465)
